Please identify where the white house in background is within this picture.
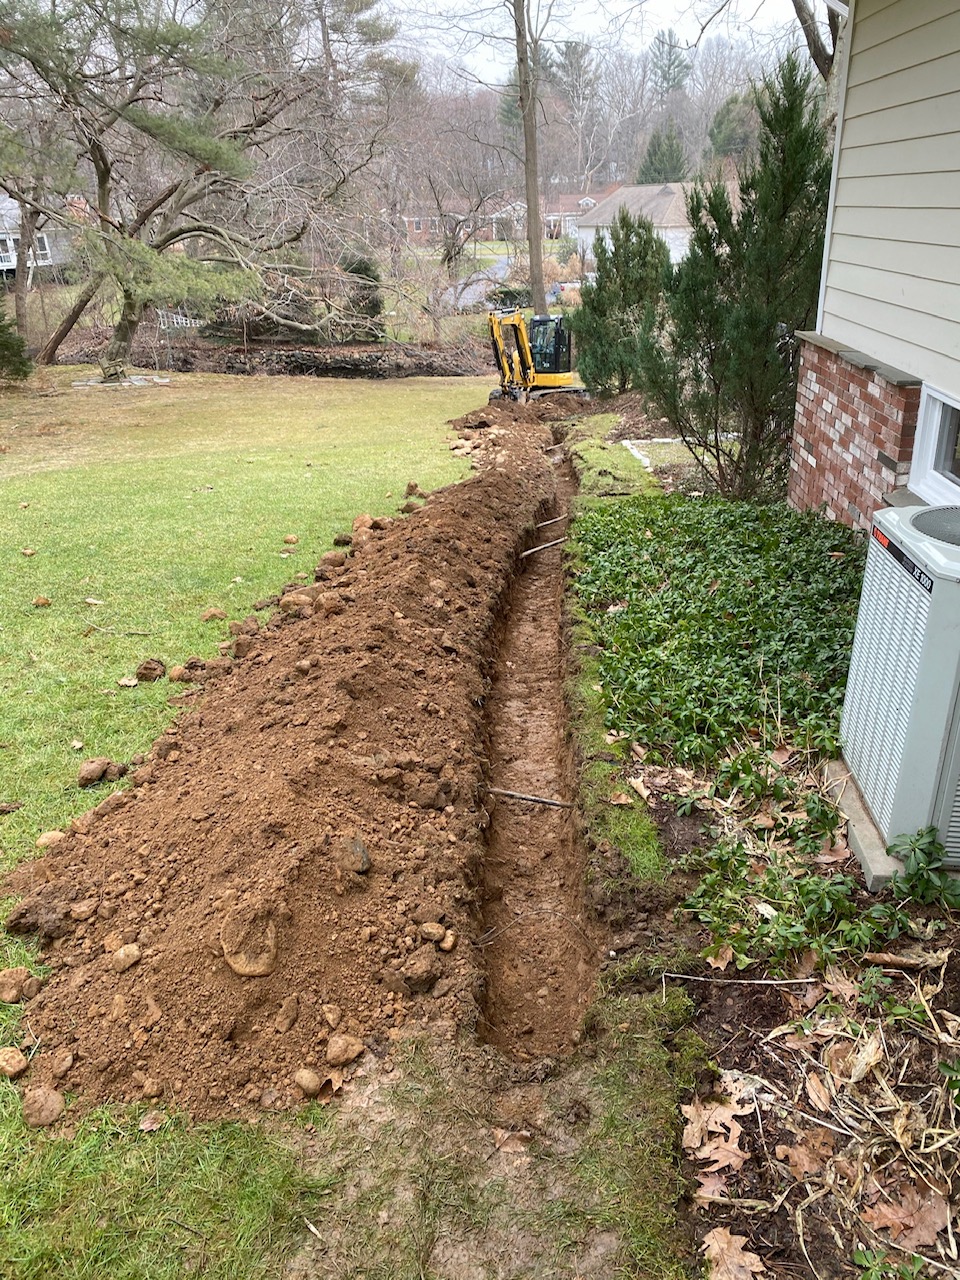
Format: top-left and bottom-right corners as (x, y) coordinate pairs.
(0, 195), (70, 273)
(788, 0), (960, 529)
(576, 183), (696, 264)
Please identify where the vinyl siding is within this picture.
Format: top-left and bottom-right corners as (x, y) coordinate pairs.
(821, 0), (960, 395)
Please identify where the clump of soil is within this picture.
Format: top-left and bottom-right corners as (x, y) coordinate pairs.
(5, 408), (562, 1120)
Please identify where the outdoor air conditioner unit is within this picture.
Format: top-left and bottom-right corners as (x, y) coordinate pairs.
(841, 504), (960, 868)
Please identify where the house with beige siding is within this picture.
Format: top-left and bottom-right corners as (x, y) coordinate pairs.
(789, 0), (960, 529)
(576, 183), (697, 264)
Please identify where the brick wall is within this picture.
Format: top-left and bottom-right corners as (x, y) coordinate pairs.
(788, 338), (921, 531)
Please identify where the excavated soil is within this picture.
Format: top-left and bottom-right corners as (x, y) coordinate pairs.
(5, 398), (597, 1120)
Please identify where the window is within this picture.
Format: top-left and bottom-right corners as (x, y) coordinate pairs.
(909, 386), (960, 506)
(413, 218), (422, 232)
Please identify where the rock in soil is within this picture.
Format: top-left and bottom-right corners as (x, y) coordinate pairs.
(326, 1035), (365, 1068)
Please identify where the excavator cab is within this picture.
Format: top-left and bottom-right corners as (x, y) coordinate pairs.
(488, 309), (581, 402)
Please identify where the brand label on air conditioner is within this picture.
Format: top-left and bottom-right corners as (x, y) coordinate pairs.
(871, 525), (934, 593)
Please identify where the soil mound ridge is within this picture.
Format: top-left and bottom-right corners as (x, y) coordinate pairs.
(6, 413), (558, 1119)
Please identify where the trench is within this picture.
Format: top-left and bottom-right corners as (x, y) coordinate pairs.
(477, 457), (599, 1059)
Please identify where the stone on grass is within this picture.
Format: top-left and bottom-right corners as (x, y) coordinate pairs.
(22, 1085), (64, 1128)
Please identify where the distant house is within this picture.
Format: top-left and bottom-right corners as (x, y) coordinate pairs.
(576, 183), (697, 264)
(544, 187), (621, 240)
(0, 195), (70, 273)
(788, 0), (960, 529)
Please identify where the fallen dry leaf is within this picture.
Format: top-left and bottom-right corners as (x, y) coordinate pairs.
(846, 1033), (883, 1084)
(138, 1110), (166, 1132)
(770, 746), (793, 767)
(703, 1226), (765, 1280)
(630, 743), (647, 761)
(32, 596), (51, 607)
(83, 597), (103, 606)
(699, 1124), (750, 1174)
(863, 1184), (948, 1250)
(805, 1071), (832, 1112)
(21, 548), (36, 557)
(824, 965), (859, 1004)
(117, 676), (139, 689)
(607, 792), (633, 806)
(695, 1171), (730, 1202)
(681, 1095), (752, 1150)
(706, 944), (734, 972)
(775, 1125), (835, 1181)
(627, 776), (650, 800)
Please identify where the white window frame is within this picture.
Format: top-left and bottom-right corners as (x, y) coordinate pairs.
(909, 384), (960, 506)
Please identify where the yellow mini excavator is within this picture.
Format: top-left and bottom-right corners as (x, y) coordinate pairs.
(488, 309), (584, 402)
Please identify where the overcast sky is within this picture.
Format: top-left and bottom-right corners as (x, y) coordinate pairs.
(420, 0), (811, 79)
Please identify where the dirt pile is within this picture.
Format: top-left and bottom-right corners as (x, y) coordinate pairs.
(5, 409), (562, 1120)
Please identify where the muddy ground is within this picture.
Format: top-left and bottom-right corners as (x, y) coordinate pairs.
(5, 398), (595, 1122)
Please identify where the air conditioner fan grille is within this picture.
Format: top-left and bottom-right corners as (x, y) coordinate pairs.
(911, 506), (960, 545)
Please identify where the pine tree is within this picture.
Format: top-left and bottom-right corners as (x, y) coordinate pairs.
(650, 29), (690, 107)
(639, 54), (830, 499)
(708, 94), (758, 160)
(570, 208), (670, 397)
(636, 122), (688, 184)
(0, 307), (31, 380)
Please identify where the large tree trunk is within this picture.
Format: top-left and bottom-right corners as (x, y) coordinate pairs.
(512, 0), (546, 313)
(13, 205), (40, 342)
(103, 288), (144, 365)
(36, 274), (104, 365)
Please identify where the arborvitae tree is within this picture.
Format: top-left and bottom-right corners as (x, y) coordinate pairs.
(636, 122), (688, 183)
(0, 307), (31, 380)
(639, 54), (831, 499)
(570, 208), (670, 397)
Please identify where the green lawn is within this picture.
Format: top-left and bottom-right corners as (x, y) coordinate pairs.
(0, 367), (487, 1278)
(0, 369), (485, 866)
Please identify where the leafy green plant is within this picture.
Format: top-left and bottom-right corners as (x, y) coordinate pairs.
(939, 1059), (960, 1104)
(685, 840), (908, 972)
(857, 966), (892, 1010)
(572, 494), (865, 764)
(888, 828), (960, 909)
(853, 1248), (926, 1280)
